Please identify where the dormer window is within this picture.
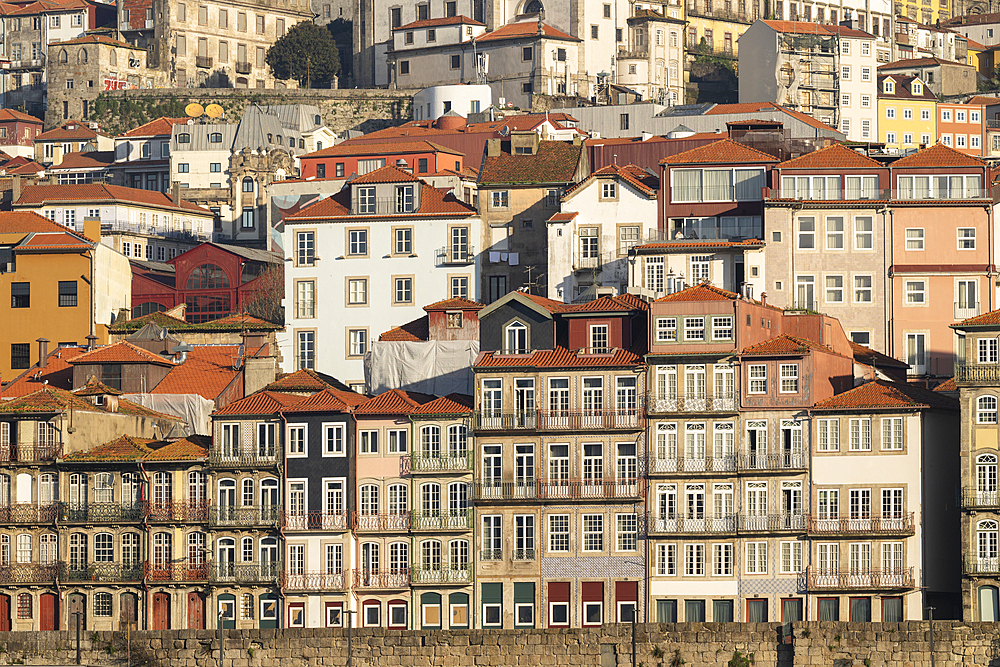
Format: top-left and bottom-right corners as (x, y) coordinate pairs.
(911, 81), (922, 95)
(177, 133), (191, 143)
(589, 324), (609, 353)
(883, 80), (894, 94)
(209, 132), (223, 143)
(395, 185), (414, 212)
(357, 186), (376, 214)
(505, 321), (528, 354)
(447, 312), (463, 328)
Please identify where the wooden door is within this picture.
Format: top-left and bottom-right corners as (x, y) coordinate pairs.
(152, 592), (170, 630)
(187, 592), (205, 629)
(40, 593), (58, 631)
(120, 593), (137, 630)
(67, 593), (85, 632)
(0, 594), (10, 631)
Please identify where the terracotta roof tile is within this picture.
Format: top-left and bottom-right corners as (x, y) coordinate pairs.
(965, 96), (1000, 105)
(15, 183), (212, 215)
(351, 164), (423, 184)
(655, 282), (741, 302)
(423, 297), (484, 311)
(776, 142), (884, 169)
(49, 150), (114, 171)
(559, 293), (649, 313)
(379, 317), (429, 341)
(519, 292), (568, 313)
(849, 341), (910, 368)
(411, 393), (473, 414)
(475, 346), (643, 369)
(741, 334), (833, 356)
(0, 386), (98, 414)
(0, 210), (80, 236)
(282, 388), (367, 412)
(547, 211), (579, 223)
(264, 368), (354, 394)
(121, 117), (189, 138)
(212, 390), (303, 416)
(933, 377), (957, 392)
(0, 109), (42, 124)
(16, 231), (92, 251)
(151, 345), (241, 400)
(6, 162), (45, 176)
(395, 14), (484, 29)
(110, 311), (281, 333)
(659, 139), (778, 165)
(354, 389), (438, 415)
(55, 34), (141, 49)
(285, 182), (475, 221)
(879, 56), (966, 69)
(479, 140), (584, 185)
(114, 398), (184, 420)
(69, 341), (175, 367)
(476, 18), (579, 42)
(74, 376), (124, 396)
(877, 74), (938, 100)
(35, 121), (106, 141)
(2, 345), (86, 396)
(701, 102), (840, 133)
(63, 435), (156, 461)
(955, 308), (1000, 327)
(144, 435), (210, 461)
(891, 142), (986, 168)
(813, 379), (959, 410)
(565, 163), (658, 198)
(762, 19), (874, 38)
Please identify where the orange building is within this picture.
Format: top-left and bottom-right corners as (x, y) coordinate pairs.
(937, 101), (987, 155)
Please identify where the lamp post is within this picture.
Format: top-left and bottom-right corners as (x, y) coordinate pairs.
(631, 603), (637, 667)
(218, 608), (225, 667)
(344, 609), (356, 667)
(926, 606), (935, 667)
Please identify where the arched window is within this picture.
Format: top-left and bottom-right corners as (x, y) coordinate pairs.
(94, 472), (113, 503)
(979, 395), (998, 424)
(978, 519), (999, 569)
(389, 541), (408, 573)
(524, 0), (543, 12)
(187, 532), (206, 568)
(978, 454), (998, 496)
(188, 471), (206, 503)
(242, 177), (254, 192)
(218, 538), (236, 577)
(0, 474), (9, 506)
(449, 538), (469, 570)
(15, 472), (31, 504)
(109, 50), (117, 66)
(177, 133), (191, 144)
(39, 473), (56, 505)
(153, 471), (171, 505)
(242, 478), (255, 506)
(78, 49), (88, 63)
(421, 483), (441, 514)
(185, 263), (230, 289)
(121, 532), (140, 566)
(505, 321), (527, 353)
(448, 425), (468, 456)
(260, 478), (279, 509)
(314, 115), (321, 125)
(360, 484), (379, 515)
(260, 537), (278, 573)
(208, 132), (223, 143)
(388, 483), (408, 515)
(448, 482), (468, 513)
(981, 585), (1000, 622)
(276, 135), (283, 145)
(59, 49), (68, 63)
(0, 535), (7, 566)
(218, 478), (236, 505)
(316, 141), (323, 150)
(267, 133), (273, 143)
(15, 534), (31, 563)
(421, 426), (441, 455)
(152, 532), (171, 569)
(40, 533), (56, 563)
(241, 536), (254, 562)
(94, 532), (114, 562)
(122, 472), (139, 505)
(68, 473), (86, 505)
(420, 539), (441, 570)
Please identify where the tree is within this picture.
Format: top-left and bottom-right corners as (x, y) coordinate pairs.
(266, 22), (341, 88)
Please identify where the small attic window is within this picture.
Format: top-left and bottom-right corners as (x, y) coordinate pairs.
(911, 81), (922, 95)
(883, 80), (894, 94)
(178, 133), (191, 143)
(447, 312), (463, 328)
(67, 123), (77, 130)
(208, 132), (223, 143)
(314, 115), (321, 125)
(396, 158), (407, 166)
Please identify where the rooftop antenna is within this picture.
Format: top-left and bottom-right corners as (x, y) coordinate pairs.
(523, 265), (544, 295)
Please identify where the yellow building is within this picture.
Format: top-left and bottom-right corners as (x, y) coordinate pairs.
(896, 0), (954, 24)
(877, 73), (937, 152)
(0, 212), (131, 382)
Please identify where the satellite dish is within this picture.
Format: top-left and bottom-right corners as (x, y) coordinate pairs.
(185, 103), (205, 118)
(205, 103), (224, 119)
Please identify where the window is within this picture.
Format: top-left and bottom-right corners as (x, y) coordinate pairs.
(348, 329), (368, 357)
(348, 229), (368, 256)
(748, 365), (766, 393)
(781, 542), (802, 573)
(295, 231), (315, 266)
(11, 283), (28, 308)
(905, 280), (926, 305)
(849, 418), (871, 451)
(393, 277), (413, 304)
(798, 217), (815, 249)
(818, 419), (840, 452)
(295, 280), (315, 318)
(548, 515), (569, 552)
(959, 228), (976, 250)
(861, 95), (871, 108)
(296, 331), (315, 370)
(324, 424), (345, 456)
(881, 417), (903, 450)
(746, 541), (767, 574)
(347, 278), (367, 305)
(684, 317), (705, 341)
(712, 316), (733, 340)
(826, 275), (843, 303)
(491, 190), (508, 209)
(394, 227), (412, 255)
(582, 514), (603, 552)
(980, 338), (999, 365)
(58, 281), (77, 307)
(978, 395), (999, 424)
(684, 544), (704, 576)
(616, 514), (638, 551)
(780, 364), (798, 393)
(16, 593), (31, 620)
(826, 216), (844, 249)
(905, 228), (924, 250)
(450, 54), (460, 69)
(855, 217), (873, 250)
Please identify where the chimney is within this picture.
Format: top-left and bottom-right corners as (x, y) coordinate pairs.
(12, 175), (21, 203)
(746, 284), (754, 301)
(86, 334), (98, 351)
(760, 292), (767, 307)
(171, 180), (181, 208)
(36, 338), (49, 368)
(487, 138), (502, 157)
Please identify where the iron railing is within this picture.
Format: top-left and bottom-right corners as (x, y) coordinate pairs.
(209, 451), (279, 468)
(0, 563), (58, 584)
(146, 563), (209, 582)
(480, 550), (503, 561)
(646, 393), (736, 413)
(0, 503), (58, 523)
(354, 513), (410, 532)
(511, 549), (536, 561)
(282, 571), (345, 590)
(147, 501), (209, 522)
(410, 452), (472, 472)
(209, 562), (279, 584)
(353, 568), (410, 589)
(964, 556), (1000, 576)
(649, 455), (737, 474)
(962, 488), (1000, 509)
(410, 510), (472, 530)
(736, 453), (806, 471)
(471, 479), (644, 501)
(60, 502), (145, 523)
(806, 567), (914, 590)
(196, 56), (213, 68)
(282, 511), (349, 531)
(955, 364), (1000, 385)
(807, 513), (915, 536)
(738, 513), (806, 532)
(0, 444), (60, 462)
(410, 566), (472, 584)
(435, 246), (476, 266)
(60, 562), (145, 583)
(235, 61), (252, 74)
(472, 408), (642, 431)
(649, 514), (737, 534)
(209, 505), (281, 527)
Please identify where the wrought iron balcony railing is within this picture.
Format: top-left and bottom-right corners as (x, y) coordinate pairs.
(649, 514), (737, 534)
(736, 452), (806, 471)
(410, 510), (472, 530)
(410, 566), (472, 584)
(0, 563), (58, 584)
(955, 364), (1000, 385)
(61, 562), (145, 583)
(235, 61), (252, 74)
(738, 513), (806, 532)
(471, 479), (644, 501)
(480, 549), (503, 561)
(807, 513), (915, 536)
(196, 55), (213, 68)
(649, 455), (737, 474)
(646, 393), (737, 413)
(283, 511), (349, 531)
(60, 502), (145, 523)
(354, 512), (410, 532)
(147, 501), (209, 522)
(963, 488), (1000, 509)
(146, 563), (209, 582)
(511, 549), (536, 561)
(806, 567), (915, 591)
(209, 451), (279, 468)
(209, 505), (281, 527)
(410, 452), (472, 472)
(0, 444), (60, 463)
(0, 503), (58, 523)
(472, 408), (642, 431)
(353, 568), (410, 589)
(435, 245), (476, 266)
(209, 562), (279, 584)
(965, 556), (1000, 576)
(282, 571), (346, 590)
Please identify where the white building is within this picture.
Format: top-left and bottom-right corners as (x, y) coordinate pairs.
(546, 163), (659, 302)
(280, 165), (481, 390)
(738, 20), (878, 141)
(413, 83), (493, 119)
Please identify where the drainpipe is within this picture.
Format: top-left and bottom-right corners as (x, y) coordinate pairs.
(87, 248), (95, 339)
(886, 206), (895, 358)
(986, 201), (994, 314)
(138, 458), (151, 631)
(278, 410), (288, 629)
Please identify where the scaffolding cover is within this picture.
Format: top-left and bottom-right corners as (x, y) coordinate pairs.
(365, 341), (479, 397)
(122, 393), (216, 436)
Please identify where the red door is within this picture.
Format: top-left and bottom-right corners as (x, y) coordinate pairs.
(0, 594), (10, 631)
(152, 593), (170, 630)
(187, 592), (205, 629)
(40, 593), (58, 631)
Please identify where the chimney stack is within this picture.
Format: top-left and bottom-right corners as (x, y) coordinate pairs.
(171, 180), (182, 207)
(487, 138), (502, 157)
(36, 338), (49, 368)
(86, 334), (98, 351)
(12, 175), (21, 204)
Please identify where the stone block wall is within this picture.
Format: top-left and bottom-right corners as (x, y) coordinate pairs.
(0, 621), (996, 667)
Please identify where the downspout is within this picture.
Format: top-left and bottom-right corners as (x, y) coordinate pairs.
(138, 458), (151, 631)
(885, 205), (895, 358)
(278, 410), (288, 629)
(88, 247), (95, 339)
(407, 412), (417, 630)
(986, 200), (994, 314)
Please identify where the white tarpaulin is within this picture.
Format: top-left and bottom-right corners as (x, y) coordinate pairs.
(123, 393), (216, 436)
(365, 340), (479, 396)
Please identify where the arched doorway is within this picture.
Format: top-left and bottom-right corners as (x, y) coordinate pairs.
(980, 585), (999, 621)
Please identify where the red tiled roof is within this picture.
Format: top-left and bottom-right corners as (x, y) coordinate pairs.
(15, 183), (213, 215)
(475, 346), (643, 369)
(0, 109), (41, 124)
(351, 164), (423, 184)
(2, 345), (87, 396)
(395, 14), (484, 30)
(379, 316), (429, 342)
(285, 182), (476, 221)
(965, 96), (1000, 105)
(212, 390), (303, 416)
(849, 341), (909, 368)
(74, 376), (123, 396)
(282, 387), (367, 412)
(121, 117), (189, 138)
(877, 74), (937, 100)
(547, 212), (579, 223)
(559, 293), (649, 313)
(264, 368), (358, 396)
(891, 142), (986, 168)
(478, 140), (584, 185)
(655, 282), (740, 302)
(55, 34), (141, 49)
(69, 341), (175, 367)
(49, 150), (114, 171)
(476, 18), (579, 42)
(8, 0), (89, 15)
(519, 292), (569, 313)
(355, 389), (438, 415)
(0, 213), (62, 240)
(16, 231), (92, 251)
(303, 141), (463, 159)
(659, 139), (778, 165)
(703, 102), (840, 134)
(565, 163), (658, 198)
(151, 345), (241, 400)
(955, 308), (1000, 327)
(0, 386), (179, 420)
(424, 297), (484, 311)
(205, 313), (283, 329)
(741, 334), (832, 356)
(879, 56), (969, 69)
(6, 162), (45, 176)
(776, 142), (884, 169)
(63, 435), (156, 461)
(411, 393), (473, 415)
(144, 435), (210, 461)
(933, 377), (957, 392)
(812, 379), (958, 410)
(35, 120), (106, 141)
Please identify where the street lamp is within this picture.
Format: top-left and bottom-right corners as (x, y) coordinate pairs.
(343, 609), (356, 667)
(925, 605), (936, 667)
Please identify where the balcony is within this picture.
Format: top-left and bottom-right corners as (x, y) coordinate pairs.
(210, 562), (279, 584)
(649, 455), (736, 474)
(352, 198), (418, 216)
(60, 562), (145, 583)
(235, 61), (252, 74)
(146, 563), (209, 582)
(435, 246), (476, 266)
(353, 568), (410, 589)
(354, 512), (410, 532)
(964, 556), (1000, 576)
(0, 444), (60, 463)
(283, 571), (346, 590)
(736, 452), (806, 472)
(573, 253), (601, 272)
(617, 47), (649, 60)
(955, 364), (1000, 385)
(209, 505), (281, 527)
(769, 186), (988, 202)
(480, 549), (503, 561)
(472, 408), (642, 432)
(147, 501), (209, 522)
(956, 301), (981, 320)
(512, 549), (535, 561)
(685, 3), (754, 22)
(471, 478), (644, 501)
(209, 451), (279, 468)
(962, 488), (1000, 509)
(647, 392), (736, 413)
(649, 514), (736, 535)
(283, 511), (349, 531)
(410, 510), (472, 530)
(738, 512), (806, 532)
(0, 503), (57, 523)
(806, 567), (915, 591)
(101, 220), (212, 242)
(8, 56), (45, 70)
(196, 55), (213, 68)
(807, 513), (915, 536)
(411, 452), (472, 473)
(0, 563), (58, 584)
(60, 502), (145, 523)
(410, 566), (472, 585)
